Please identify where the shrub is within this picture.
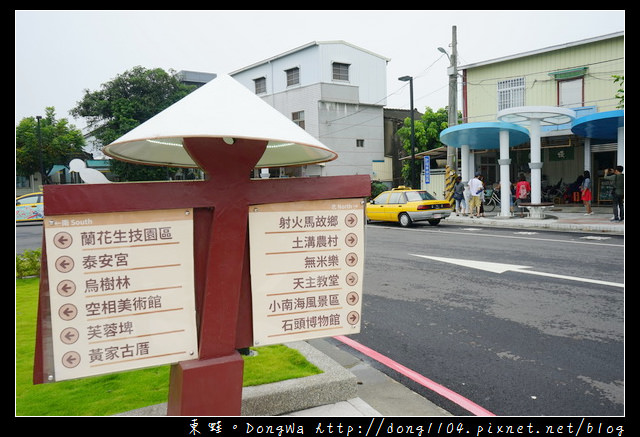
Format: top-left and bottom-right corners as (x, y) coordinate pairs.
(16, 249), (41, 278)
(370, 181), (388, 200)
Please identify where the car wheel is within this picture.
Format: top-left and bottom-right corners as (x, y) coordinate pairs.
(427, 219), (441, 226)
(399, 213), (412, 227)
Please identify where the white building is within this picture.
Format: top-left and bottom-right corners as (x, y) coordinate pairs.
(230, 41), (389, 178)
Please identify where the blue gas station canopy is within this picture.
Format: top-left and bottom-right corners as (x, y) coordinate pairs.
(440, 122), (530, 149)
(571, 110), (624, 140)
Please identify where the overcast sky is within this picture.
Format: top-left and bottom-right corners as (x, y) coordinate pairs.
(15, 10), (624, 131)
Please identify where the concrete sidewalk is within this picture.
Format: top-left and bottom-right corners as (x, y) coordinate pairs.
(444, 204), (624, 235)
(115, 338), (451, 417)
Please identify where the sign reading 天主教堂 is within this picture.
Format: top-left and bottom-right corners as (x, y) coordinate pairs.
(44, 208), (199, 382)
(248, 198), (365, 346)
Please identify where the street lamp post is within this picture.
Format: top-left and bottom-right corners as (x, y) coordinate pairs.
(398, 75), (416, 188)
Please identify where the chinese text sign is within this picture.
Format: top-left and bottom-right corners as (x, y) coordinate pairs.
(249, 199), (365, 346)
(44, 208), (199, 381)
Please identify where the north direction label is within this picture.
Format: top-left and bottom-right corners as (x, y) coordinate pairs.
(44, 209), (199, 382)
(248, 198), (365, 346)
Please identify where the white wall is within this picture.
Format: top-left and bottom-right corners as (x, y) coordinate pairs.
(231, 41), (388, 178)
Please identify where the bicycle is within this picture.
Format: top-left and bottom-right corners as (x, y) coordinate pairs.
(483, 188), (501, 212)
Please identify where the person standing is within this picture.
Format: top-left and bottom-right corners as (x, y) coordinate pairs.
(581, 170), (593, 215)
(515, 174), (531, 217)
(468, 172), (484, 218)
(604, 166), (624, 221)
(478, 175), (486, 217)
(453, 176), (467, 216)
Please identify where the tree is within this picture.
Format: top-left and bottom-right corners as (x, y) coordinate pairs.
(70, 66), (196, 181)
(613, 75), (624, 109)
(16, 107), (87, 184)
(396, 107), (450, 186)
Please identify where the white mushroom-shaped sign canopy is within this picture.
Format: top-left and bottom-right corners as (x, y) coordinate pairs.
(102, 74), (338, 168)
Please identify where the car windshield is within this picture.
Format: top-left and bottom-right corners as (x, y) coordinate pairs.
(406, 191), (436, 201)
(17, 195), (40, 205)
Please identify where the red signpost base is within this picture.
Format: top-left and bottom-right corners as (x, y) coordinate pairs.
(33, 137), (370, 416)
(167, 352), (244, 416)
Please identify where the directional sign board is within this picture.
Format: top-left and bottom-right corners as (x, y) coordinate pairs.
(248, 198), (365, 346)
(43, 208), (199, 382)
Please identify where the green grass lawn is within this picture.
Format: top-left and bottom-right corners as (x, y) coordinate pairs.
(16, 278), (322, 416)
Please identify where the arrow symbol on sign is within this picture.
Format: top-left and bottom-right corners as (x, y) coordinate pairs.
(410, 254), (623, 288)
(59, 259), (72, 269)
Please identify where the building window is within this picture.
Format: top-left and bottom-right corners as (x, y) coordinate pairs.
(292, 111), (305, 129)
(356, 139), (364, 148)
(558, 78), (584, 108)
(254, 77), (266, 94)
(497, 77), (525, 111)
(285, 67), (300, 86)
(333, 62), (350, 81)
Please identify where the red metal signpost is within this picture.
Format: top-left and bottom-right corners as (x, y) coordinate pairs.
(32, 75), (370, 415)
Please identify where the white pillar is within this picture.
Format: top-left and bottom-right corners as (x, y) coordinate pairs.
(460, 145), (471, 214)
(498, 130), (512, 217)
(617, 126), (624, 166)
(583, 138), (591, 172)
(528, 119), (542, 204)
(461, 145), (471, 183)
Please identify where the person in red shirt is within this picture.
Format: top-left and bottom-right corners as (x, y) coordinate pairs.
(515, 174), (531, 217)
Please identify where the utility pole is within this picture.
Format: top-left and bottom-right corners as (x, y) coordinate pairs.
(398, 75), (416, 188)
(446, 25), (458, 170)
(439, 26), (459, 204)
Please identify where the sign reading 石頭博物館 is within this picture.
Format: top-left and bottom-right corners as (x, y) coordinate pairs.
(43, 208), (199, 382)
(248, 198), (365, 346)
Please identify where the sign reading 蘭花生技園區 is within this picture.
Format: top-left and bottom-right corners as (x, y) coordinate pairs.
(44, 208), (199, 382)
(248, 198), (365, 346)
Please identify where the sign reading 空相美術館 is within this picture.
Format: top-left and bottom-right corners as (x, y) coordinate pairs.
(43, 208), (199, 382)
(248, 198), (365, 346)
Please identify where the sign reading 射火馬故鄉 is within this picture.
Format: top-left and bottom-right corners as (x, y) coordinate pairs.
(248, 199), (365, 346)
(44, 208), (199, 382)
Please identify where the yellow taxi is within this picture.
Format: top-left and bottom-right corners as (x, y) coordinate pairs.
(366, 186), (452, 227)
(16, 192), (44, 222)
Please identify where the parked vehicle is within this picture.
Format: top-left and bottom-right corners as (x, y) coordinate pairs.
(366, 186), (451, 227)
(16, 192), (44, 222)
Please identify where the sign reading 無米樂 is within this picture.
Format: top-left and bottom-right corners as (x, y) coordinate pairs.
(44, 208), (199, 382)
(248, 199), (365, 346)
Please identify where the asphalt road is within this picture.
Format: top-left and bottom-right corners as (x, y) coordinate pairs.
(340, 222), (624, 416)
(15, 222), (43, 254)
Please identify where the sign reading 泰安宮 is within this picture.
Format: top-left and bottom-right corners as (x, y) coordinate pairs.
(44, 208), (199, 382)
(248, 198), (365, 346)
